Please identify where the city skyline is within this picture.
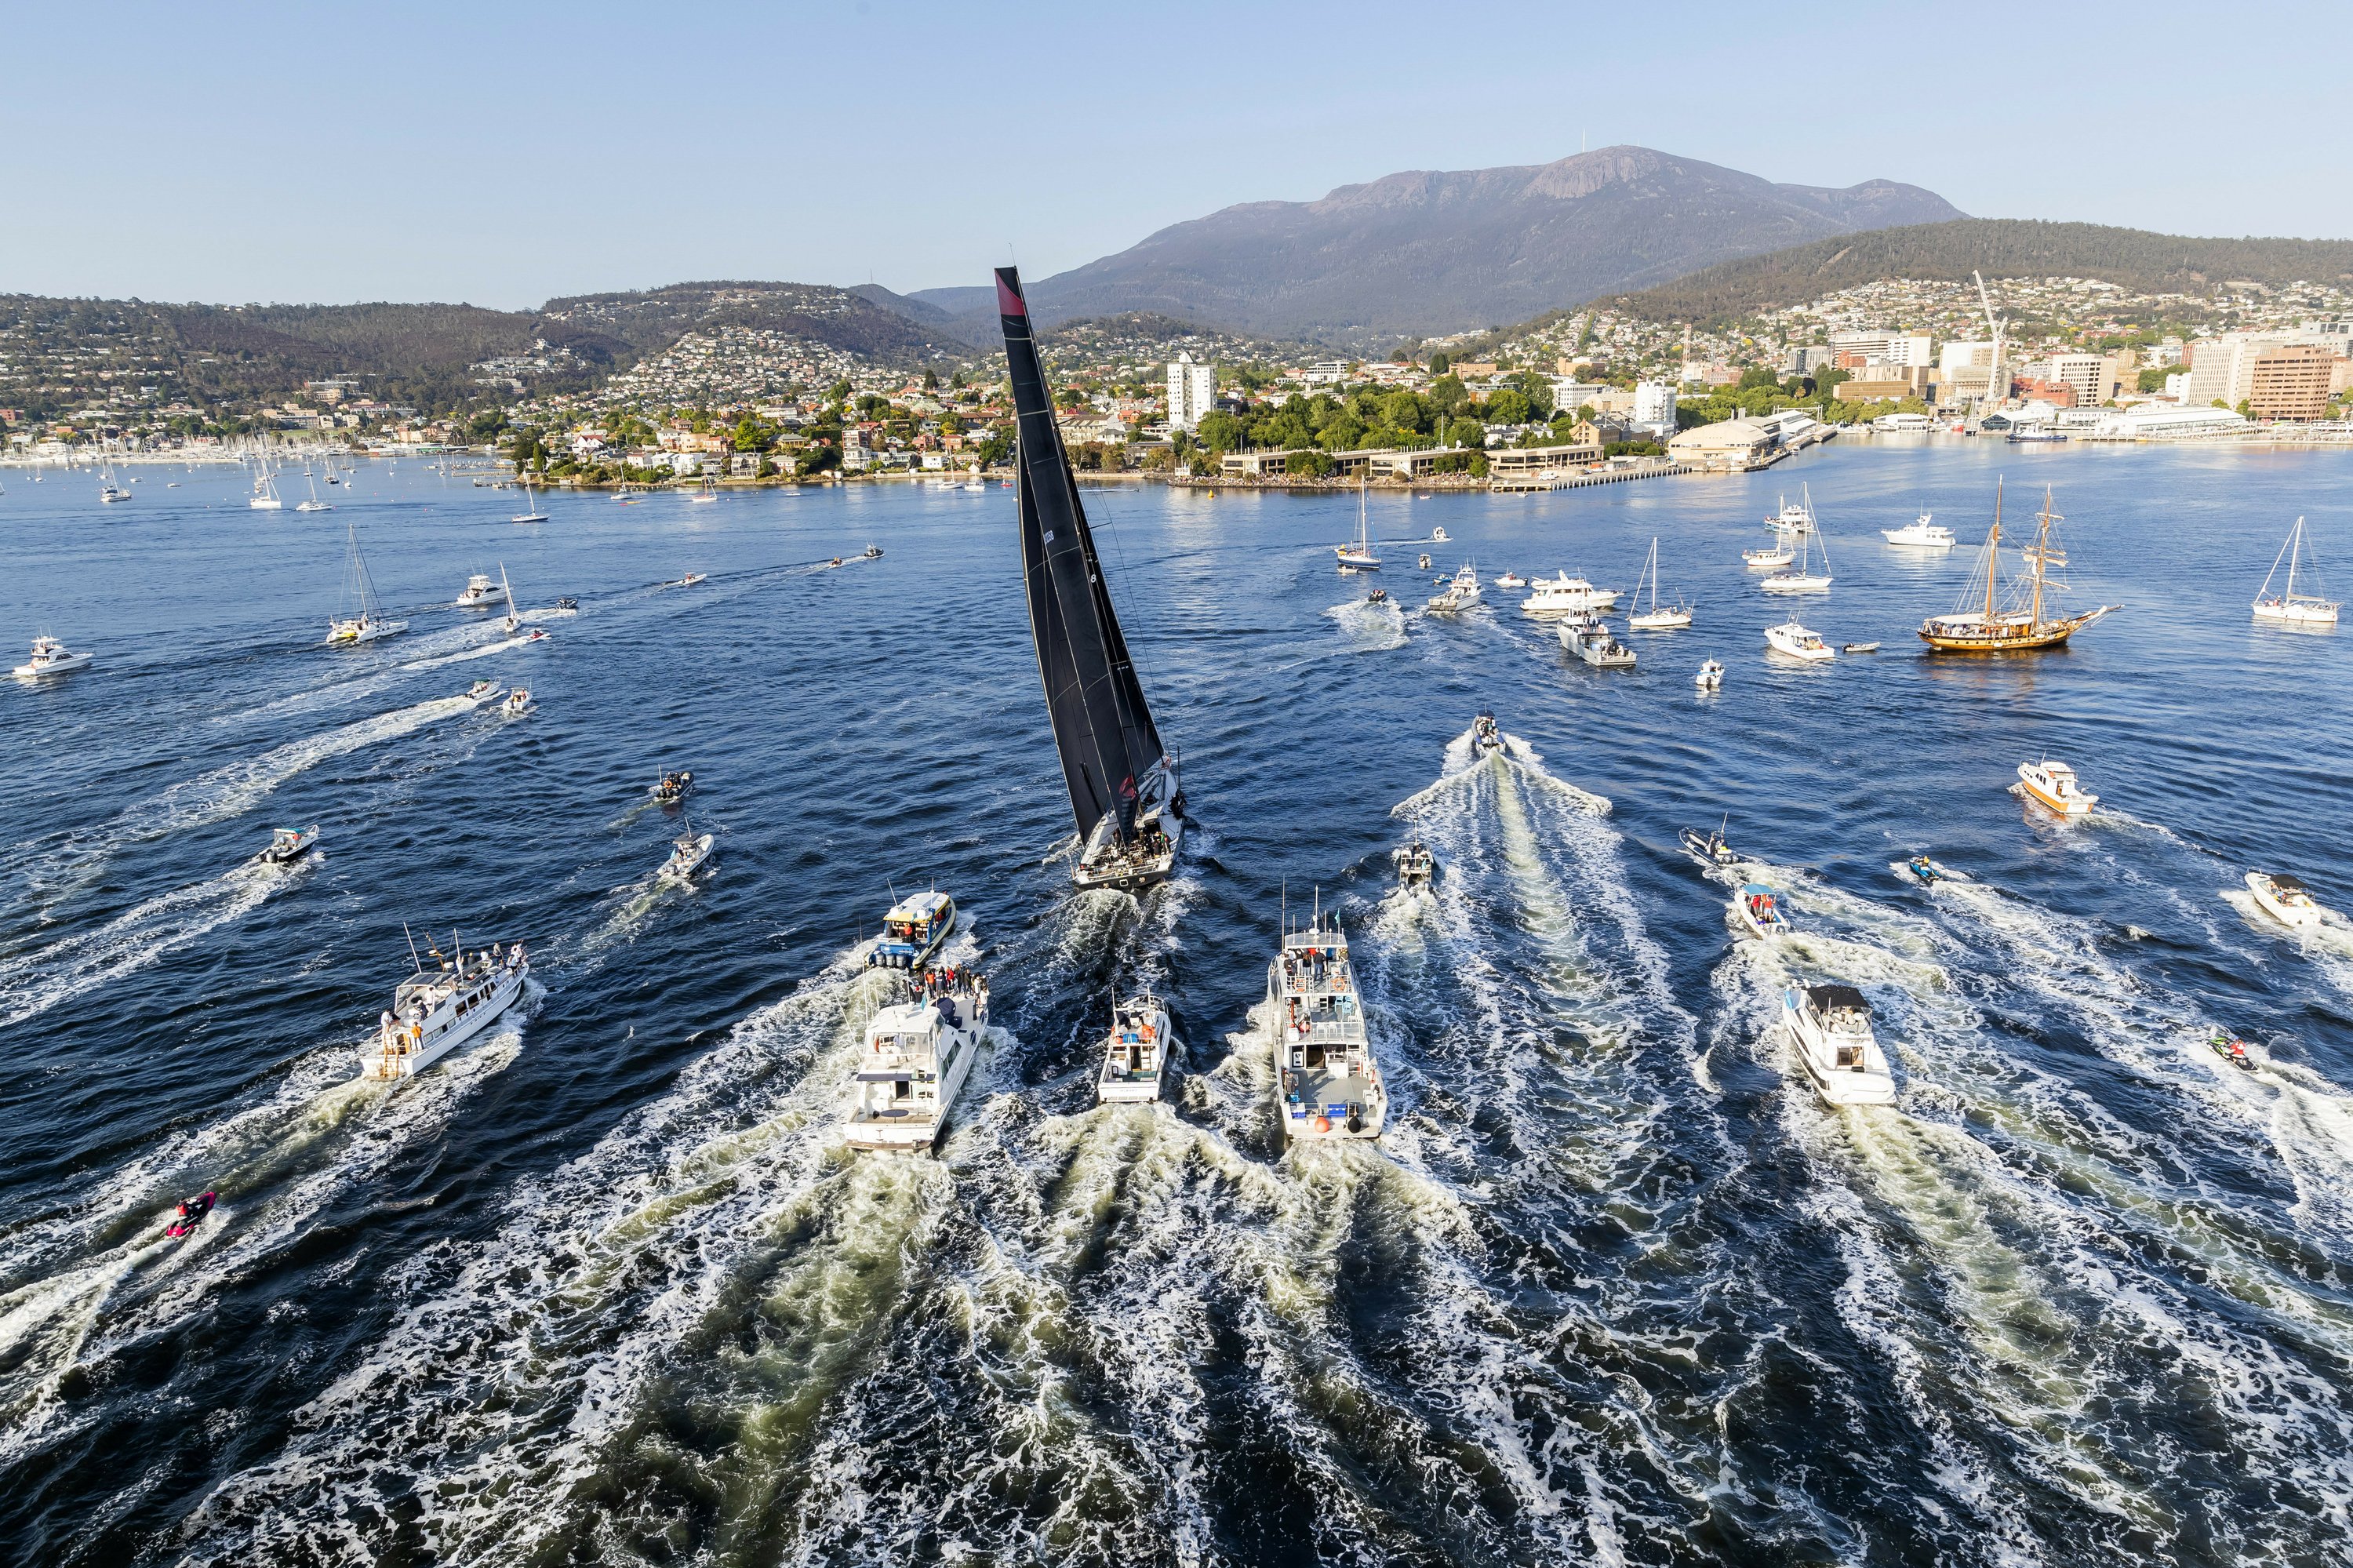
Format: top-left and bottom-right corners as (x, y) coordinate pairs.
(1, 1), (2348, 309)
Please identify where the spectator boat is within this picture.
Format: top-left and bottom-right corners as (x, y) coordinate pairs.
(1882, 511), (1955, 548)
(1096, 994), (1176, 1104)
(13, 633), (93, 678)
(2251, 516), (2337, 626)
(1783, 984), (1897, 1106)
(1765, 620), (1835, 661)
(846, 966), (989, 1153)
(1269, 907), (1386, 1142)
(363, 932), (530, 1082)
(2246, 871), (2327, 927)
(2015, 758), (2096, 817)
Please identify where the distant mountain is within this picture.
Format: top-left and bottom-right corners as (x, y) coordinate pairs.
(922, 147), (1963, 345)
(1607, 219), (2353, 325)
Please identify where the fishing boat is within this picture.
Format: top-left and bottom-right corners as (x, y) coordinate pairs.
(2015, 758), (2096, 817)
(1336, 474), (1381, 569)
(2246, 871), (2327, 927)
(1395, 837), (1436, 888)
(1522, 571), (1620, 617)
(657, 821), (715, 882)
(1762, 522), (1833, 593)
(1494, 571), (1526, 588)
(1694, 658), (1725, 690)
(502, 687), (533, 715)
(260, 825), (321, 864)
(455, 571), (503, 609)
(362, 932), (531, 1081)
(1882, 511), (1955, 549)
(1096, 993), (1176, 1104)
(1920, 482), (2118, 651)
(1426, 562), (1481, 614)
(2251, 516), (2338, 625)
(460, 679), (503, 705)
(867, 889), (956, 970)
(1472, 707), (1503, 755)
(13, 633), (93, 677)
(1680, 819), (1741, 868)
(672, 573), (706, 587)
(998, 266), (1187, 893)
(1765, 620), (1835, 661)
(650, 769), (693, 804)
(1730, 882), (1790, 940)
(846, 964), (989, 1153)
(325, 522), (409, 644)
(1560, 614), (1636, 668)
(511, 481), (550, 525)
(1626, 537), (1693, 628)
(1269, 907), (1386, 1142)
(1782, 984), (1897, 1106)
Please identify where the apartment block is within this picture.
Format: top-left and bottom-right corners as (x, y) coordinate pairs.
(2248, 344), (2336, 420)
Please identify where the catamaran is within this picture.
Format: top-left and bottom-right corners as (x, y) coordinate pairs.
(1627, 537), (1693, 628)
(1096, 994), (1177, 1104)
(1269, 905), (1386, 1142)
(1336, 475), (1381, 569)
(845, 966), (990, 1153)
(998, 266), (1187, 893)
(1920, 482), (2118, 652)
(363, 932), (531, 1081)
(325, 522), (409, 644)
(2252, 516), (2338, 626)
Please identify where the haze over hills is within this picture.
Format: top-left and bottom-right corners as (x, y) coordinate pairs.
(896, 146), (1965, 345)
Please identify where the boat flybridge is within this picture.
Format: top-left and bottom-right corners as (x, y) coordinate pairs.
(2246, 871), (2327, 928)
(1766, 489), (1817, 534)
(2252, 516), (2338, 626)
(846, 965), (990, 1153)
(1782, 984), (1897, 1106)
(1096, 993), (1177, 1104)
(1521, 571), (1619, 617)
(998, 266), (1187, 894)
(2016, 758), (2097, 817)
(1882, 511), (1955, 549)
(1765, 620), (1835, 661)
(1426, 561), (1482, 613)
(325, 522), (409, 644)
(364, 930), (531, 1082)
(1561, 613), (1636, 668)
(1336, 475), (1382, 569)
(13, 634), (93, 678)
(1269, 906), (1387, 1142)
(867, 889), (956, 970)
(456, 572), (504, 609)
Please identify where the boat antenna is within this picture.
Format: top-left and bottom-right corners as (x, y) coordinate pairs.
(453, 928), (463, 968)
(886, 875), (900, 906)
(1281, 880), (1286, 937)
(403, 922), (422, 974)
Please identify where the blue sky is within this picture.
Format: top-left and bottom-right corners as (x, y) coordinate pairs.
(3, 1), (2345, 308)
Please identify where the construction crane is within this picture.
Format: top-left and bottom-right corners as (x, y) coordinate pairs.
(1973, 269), (2007, 413)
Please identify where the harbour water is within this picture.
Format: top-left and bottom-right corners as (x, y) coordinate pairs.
(4, 442), (2352, 1565)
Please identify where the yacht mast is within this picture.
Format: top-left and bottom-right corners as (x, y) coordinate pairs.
(1984, 479), (2002, 622)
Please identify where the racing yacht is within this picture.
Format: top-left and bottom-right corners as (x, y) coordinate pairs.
(845, 966), (989, 1153)
(1782, 984), (1897, 1106)
(363, 933), (531, 1081)
(326, 522), (409, 644)
(1269, 908), (1386, 1142)
(1096, 993), (1177, 1104)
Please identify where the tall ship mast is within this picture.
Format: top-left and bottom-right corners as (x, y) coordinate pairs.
(1918, 482), (2118, 653)
(996, 267), (1187, 893)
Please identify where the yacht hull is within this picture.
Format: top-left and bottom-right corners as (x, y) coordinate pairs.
(363, 962), (528, 1082)
(2246, 872), (2322, 927)
(1781, 991), (1897, 1106)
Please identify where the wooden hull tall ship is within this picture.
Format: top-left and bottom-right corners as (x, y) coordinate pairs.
(998, 267), (1187, 893)
(1920, 482), (2118, 653)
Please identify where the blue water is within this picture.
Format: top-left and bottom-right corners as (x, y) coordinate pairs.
(3, 441), (2352, 1566)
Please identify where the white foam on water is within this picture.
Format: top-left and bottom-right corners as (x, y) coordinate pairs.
(400, 630), (547, 670)
(1322, 595), (1407, 651)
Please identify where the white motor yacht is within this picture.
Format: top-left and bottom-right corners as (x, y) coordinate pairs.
(1731, 882), (1791, 940)
(1521, 572), (1620, 617)
(1765, 620), (1835, 661)
(1695, 658), (1725, 689)
(1096, 993), (1176, 1104)
(460, 679), (503, 705)
(363, 935), (530, 1081)
(2245, 871), (2326, 927)
(456, 572), (504, 609)
(260, 825), (321, 864)
(1268, 911), (1386, 1142)
(1560, 614), (1635, 668)
(658, 824), (715, 882)
(13, 634), (93, 678)
(867, 890), (956, 970)
(1882, 511), (1955, 549)
(1766, 489), (1817, 533)
(846, 967), (989, 1153)
(1427, 562), (1482, 614)
(2015, 758), (2097, 817)
(1494, 571), (1526, 588)
(1782, 984), (1897, 1106)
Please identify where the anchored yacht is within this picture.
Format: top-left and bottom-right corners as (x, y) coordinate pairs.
(846, 966), (990, 1153)
(1782, 984), (1897, 1106)
(1627, 537), (1693, 629)
(2246, 871), (2327, 927)
(1493, 571), (1526, 588)
(363, 934), (530, 1081)
(867, 890), (956, 970)
(1882, 511), (1955, 549)
(1521, 571), (1619, 617)
(1269, 911), (1387, 1142)
(13, 634), (93, 678)
(1765, 620), (1835, 661)
(1766, 489), (1817, 533)
(2252, 516), (2337, 626)
(1096, 994), (1177, 1104)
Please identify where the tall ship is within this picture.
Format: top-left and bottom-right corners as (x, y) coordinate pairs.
(845, 966), (990, 1153)
(997, 267), (1187, 892)
(1919, 482), (2118, 652)
(1268, 906), (1386, 1142)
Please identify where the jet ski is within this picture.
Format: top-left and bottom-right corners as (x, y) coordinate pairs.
(1366, 588), (1388, 603)
(1906, 856), (1954, 884)
(165, 1191), (216, 1239)
(2208, 1031), (2257, 1071)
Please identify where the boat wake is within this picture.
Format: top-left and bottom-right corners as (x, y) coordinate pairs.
(1322, 596), (1406, 651)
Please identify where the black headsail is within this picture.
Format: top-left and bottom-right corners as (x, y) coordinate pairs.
(997, 266), (1167, 851)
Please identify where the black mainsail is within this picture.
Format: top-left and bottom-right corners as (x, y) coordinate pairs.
(997, 266), (1181, 889)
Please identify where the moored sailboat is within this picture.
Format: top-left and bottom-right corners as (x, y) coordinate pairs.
(325, 522), (409, 644)
(1336, 474), (1381, 569)
(1920, 482), (2118, 652)
(998, 267), (1187, 893)
(1627, 536), (1693, 628)
(2252, 516), (2338, 626)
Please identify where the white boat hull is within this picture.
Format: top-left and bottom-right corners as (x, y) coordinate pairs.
(2246, 872), (2323, 927)
(660, 834), (715, 882)
(1761, 574), (1832, 593)
(1628, 609), (1692, 630)
(1765, 625), (1835, 661)
(13, 653), (93, 677)
(846, 1000), (987, 1153)
(2252, 599), (2339, 626)
(363, 962), (528, 1081)
(1782, 991), (1897, 1106)
(1097, 1002), (1175, 1104)
(2016, 764), (2096, 817)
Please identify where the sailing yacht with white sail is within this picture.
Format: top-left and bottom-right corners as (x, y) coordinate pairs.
(998, 267), (1187, 893)
(249, 467), (285, 510)
(296, 471), (333, 512)
(511, 480), (550, 525)
(325, 522), (408, 644)
(1336, 475), (1381, 569)
(1627, 537), (1693, 628)
(2252, 516), (2337, 625)
(1761, 518), (1833, 593)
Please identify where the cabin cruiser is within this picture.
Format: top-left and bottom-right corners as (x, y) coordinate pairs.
(1096, 993), (1176, 1104)
(1742, 543), (1795, 569)
(1560, 613), (1635, 668)
(1494, 571), (1526, 589)
(363, 936), (531, 1081)
(456, 572), (504, 609)
(651, 769), (694, 804)
(1472, 708), (1503, 755)
(1782, 984), (1897, 1106)
(1731, 882), (1790, 940)
(552, 596), (580, 613)
(1269, 911), (1387, 1142)
(1679, 822), (1742, 868)
(2246, 871), (2327, 928)
(1395, 838), (1436, 888)
(460, 679), (503, 705)
(260, 825), (321, 864)
(1426, 562), (1482, 614)
(13, 634), (93, 678)
(1695, 658), (1725, 689)
(2015, 759), (2096, 817)
(657, 823), (715, 882)
(1766, 493), (1816, 533)
(1521, 572), (1619, 617)
(502, 688), (534, 715)
(845, 965), (990, 1152)
(1882, 511), (1956, 549)
(867, 890), (955, 970)
(1765, 621), (1835, 661)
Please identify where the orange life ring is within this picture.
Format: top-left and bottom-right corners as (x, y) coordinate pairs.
(1314, 1115), (1333, 1133)
(1140, 1024), (1155, 1042)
